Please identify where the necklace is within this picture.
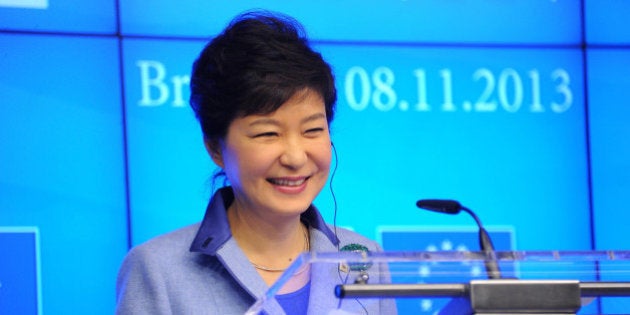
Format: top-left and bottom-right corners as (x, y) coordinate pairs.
(250, 224), (310, 272)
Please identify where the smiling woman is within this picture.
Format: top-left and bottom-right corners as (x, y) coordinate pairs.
(114, 10), (396, 315)
(216, 89), (332, 219)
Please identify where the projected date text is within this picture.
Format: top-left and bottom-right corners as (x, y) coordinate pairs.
(344, 66), (573, 113)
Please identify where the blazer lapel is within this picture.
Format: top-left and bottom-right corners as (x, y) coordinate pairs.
(308, 229), (371, 314)
(217, 239), (285, 315)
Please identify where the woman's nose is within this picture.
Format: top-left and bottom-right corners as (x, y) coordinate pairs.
(279, 139), (308, 169)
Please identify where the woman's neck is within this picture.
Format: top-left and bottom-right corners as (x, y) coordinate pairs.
(227, 202), (310, 285)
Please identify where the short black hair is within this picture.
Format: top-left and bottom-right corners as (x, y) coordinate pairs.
(189, 11), (337, 142)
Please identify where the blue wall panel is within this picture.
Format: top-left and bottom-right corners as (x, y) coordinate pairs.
(1, 1), (630, 314)
(0, 0), (116, 34)
(119, 0), (580, 44)
(0, 33), (128, 314)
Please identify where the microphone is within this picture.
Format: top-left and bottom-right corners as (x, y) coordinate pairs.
(416, 199), (501, 279)
(416, 199), (461, 214)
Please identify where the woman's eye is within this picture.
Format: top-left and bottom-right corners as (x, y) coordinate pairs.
(254, 132), (278, 138)
(305, 128), (324, 135)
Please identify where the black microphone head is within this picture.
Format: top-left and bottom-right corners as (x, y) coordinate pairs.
(416, 199), (462, 214)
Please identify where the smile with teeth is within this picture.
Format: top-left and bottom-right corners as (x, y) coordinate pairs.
(267, 177), (308, 186)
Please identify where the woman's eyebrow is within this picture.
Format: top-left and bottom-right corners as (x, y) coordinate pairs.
(301, 113), (326, 124)
(247, 112), (326, 127)
(248, 118), (279, 127)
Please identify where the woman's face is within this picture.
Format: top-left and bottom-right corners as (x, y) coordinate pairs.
(211, 89), (332, 218)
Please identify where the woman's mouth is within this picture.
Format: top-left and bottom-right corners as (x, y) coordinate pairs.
(267, 177), (308, 187)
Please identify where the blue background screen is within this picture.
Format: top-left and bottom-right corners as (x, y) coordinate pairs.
(1, 1), (629, 314)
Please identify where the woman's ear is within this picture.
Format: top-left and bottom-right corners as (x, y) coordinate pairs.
(204, 138), (224, 168)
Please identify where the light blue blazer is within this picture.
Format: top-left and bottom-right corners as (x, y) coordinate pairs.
(116, 188), (396, 315)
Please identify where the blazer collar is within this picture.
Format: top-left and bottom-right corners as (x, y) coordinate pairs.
(189, 186), (339, 255)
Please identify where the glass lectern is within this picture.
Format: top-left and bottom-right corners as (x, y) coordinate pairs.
(246, 251), (630, 314)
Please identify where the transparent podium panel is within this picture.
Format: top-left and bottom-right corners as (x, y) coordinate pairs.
(246, 251), (630, 315)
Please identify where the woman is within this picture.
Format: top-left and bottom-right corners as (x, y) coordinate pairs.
(116, 11), (395, 315)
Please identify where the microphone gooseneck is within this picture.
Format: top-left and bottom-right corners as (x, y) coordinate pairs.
(416, 199), (501, 279)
